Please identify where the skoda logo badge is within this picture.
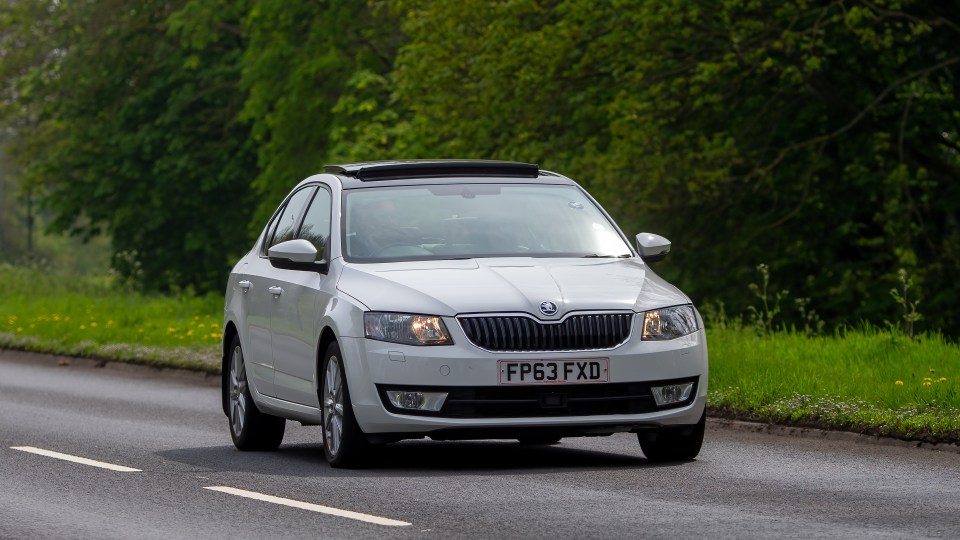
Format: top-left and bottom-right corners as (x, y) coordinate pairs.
(539, 301), (559, 316)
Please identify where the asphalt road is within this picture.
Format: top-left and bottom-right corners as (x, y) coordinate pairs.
(2, 350), (959, 539)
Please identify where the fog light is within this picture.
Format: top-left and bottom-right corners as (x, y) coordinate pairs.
(651, 383), (694, 406)
(386, 390), (448, 412)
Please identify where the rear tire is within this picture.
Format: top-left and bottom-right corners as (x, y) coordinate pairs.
(227, 335), (285, 451)
(638, 410), (705, 462)
(320, 341), (372, 468)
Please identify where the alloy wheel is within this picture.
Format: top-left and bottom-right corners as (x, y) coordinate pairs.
(229, 345), (247, 437)
(323, 355), (345, 457)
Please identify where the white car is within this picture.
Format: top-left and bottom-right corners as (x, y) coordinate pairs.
(221, 160), (708, 467)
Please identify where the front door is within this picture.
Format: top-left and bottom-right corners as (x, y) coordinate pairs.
(244, 185), (316, 398)
(271, 187), (333, 407)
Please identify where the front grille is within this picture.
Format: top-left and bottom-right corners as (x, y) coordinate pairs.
(376, 378), (698, 418)
(458, 313), (633, 352)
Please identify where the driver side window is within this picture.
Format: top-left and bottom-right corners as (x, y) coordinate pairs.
(265, 187), (316, 252)
(297, 188), (332, 261)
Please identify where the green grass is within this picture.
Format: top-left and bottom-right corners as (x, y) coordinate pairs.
(2, 263), (959, 443)
(708, 327), (960, 443)
(0, 264), (221, 372)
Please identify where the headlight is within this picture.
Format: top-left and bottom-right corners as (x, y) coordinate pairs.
(364, 312), (453, 346)
(641, 305), (698, 341)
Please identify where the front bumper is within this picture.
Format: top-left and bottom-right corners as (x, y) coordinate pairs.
(338, 328), (708, 435)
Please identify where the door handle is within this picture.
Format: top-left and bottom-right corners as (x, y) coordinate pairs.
(268, 286), (283, 296)
(238, 280), (252, 292)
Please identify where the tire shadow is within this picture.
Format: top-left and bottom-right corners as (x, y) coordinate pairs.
(156, 437), (688, 479)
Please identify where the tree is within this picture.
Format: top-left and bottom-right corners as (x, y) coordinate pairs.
(1, 0), (257, 292)
(352, 0), (960, 333)
(237, 0), (401, 226)
(4, 0), (959, 335)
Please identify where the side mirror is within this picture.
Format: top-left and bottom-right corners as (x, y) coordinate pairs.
(635, 232), (671, 263)
(268, 239), (329, 273)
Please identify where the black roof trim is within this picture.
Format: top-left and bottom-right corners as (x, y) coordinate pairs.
(324, 160), (540, 181)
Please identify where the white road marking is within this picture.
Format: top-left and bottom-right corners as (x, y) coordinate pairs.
(11, 446), (141, 472)
(203, 486), (411, 527)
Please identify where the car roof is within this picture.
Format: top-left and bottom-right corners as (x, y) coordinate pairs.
(322, 160), (572, 188)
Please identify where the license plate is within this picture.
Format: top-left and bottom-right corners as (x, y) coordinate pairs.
(498, 359), (609, 385)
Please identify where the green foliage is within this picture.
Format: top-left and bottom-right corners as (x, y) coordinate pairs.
(741, 263), (825, 336)
(747, 263), (790, 335)
(360, 0), (960, 335)
(1, 0), (256, 292)
(889, 267), (923, 337)
(237, 0), (401, 226)
(794, 296), (826, 337)
(2, 0), (960, 336)
(0, 143), (27, 260)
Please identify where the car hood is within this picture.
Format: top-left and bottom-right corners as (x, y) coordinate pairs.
(337, 258), (690, 318)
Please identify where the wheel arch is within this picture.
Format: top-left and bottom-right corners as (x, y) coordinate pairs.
(316, 326), (340, 378)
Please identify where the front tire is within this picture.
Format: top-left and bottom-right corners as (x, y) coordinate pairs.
(320, 341), (372, 468)
(638, 410), (705, 462)
(228, 335), (285, 451)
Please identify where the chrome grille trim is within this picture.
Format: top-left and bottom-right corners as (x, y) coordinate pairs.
(457, 312), (634, 352)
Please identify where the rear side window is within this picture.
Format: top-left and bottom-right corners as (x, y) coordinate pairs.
(264, 186), (316, 252)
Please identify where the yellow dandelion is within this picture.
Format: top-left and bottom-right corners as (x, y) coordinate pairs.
(923, 377), (932, 382)
(167, 327), (176, 333)
(923, 381), (932, 387)
(138, 329), (144, 333)
(895, 380), (904, 386)
(939, 377), (947, 382)
(90, 322), (98, 327)
(53, 314), (61, 321)
(929, 368), (936, 373)
(79, 325), (86, 330)
(16, 327), (23, 333)
(194, 316), (200, 320)
(210, 333), (220, 339)
(107, 320), (113, 326)
(198, 323), (206, 329)
(187, 330), (194, 336)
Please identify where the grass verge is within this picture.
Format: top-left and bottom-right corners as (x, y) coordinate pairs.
(708, 327), (960, 444)
(0, 264), (220, 373)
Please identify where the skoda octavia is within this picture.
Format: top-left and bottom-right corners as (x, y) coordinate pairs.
(221, 160), (708, 467)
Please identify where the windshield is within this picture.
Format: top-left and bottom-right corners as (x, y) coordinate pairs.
(342, 183), (632, 262)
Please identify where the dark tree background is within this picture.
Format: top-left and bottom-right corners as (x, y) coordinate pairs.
(1, 0), (958, 333)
